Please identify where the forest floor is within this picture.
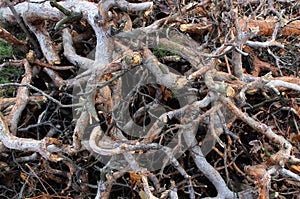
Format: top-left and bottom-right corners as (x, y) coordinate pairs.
(0, 0), (300, 199)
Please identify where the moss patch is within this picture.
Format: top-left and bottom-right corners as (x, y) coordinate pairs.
(0, 39), (14, 61)
(0, 66), (24, 97)
(152, 44), (177, 58)
(0, 39), (24, 97)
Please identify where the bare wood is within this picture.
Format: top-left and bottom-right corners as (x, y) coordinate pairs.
(179, 23), (212, 34)
(0, 96), (47, 111)
(43, 67), (66, 87)
(34, 60), (74, 71)
(62, 28), (94, 70)
(239, 18), (300, 36)
(98, 0), (153, 24)
(7, 59), (32, 134)
(0, 112), (62, 161)
(27, 22), (60, 65)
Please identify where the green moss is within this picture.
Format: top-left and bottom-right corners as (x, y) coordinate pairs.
(0, 66), (24, 97)
(152, 44), (177, 58)
(123, 54), (132, 65)
(0, 39), (24, 97)
(0, 66), (23, 83)
(0, 39), (14, 61)
(0, 37), (26, 97)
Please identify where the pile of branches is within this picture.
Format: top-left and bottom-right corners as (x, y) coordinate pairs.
(0, 0), (300, 198)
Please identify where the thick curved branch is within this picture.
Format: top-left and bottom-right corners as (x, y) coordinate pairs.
(7, 59), (32, 134)
(190, 145), (235, 199)
(98, 0), (153, 24)
(62, 28), (94, 70)
(0, 112), (62, 161)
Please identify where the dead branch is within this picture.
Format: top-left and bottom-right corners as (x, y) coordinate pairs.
(7, 59), (32, 134)
(62, 28), (94, 70)
(0, 26), (28, 53)
(239, 18), (300, 36)
(0, 96), (47, 111)
(0, 0), (299, 198)
(0, 112), (62, 161)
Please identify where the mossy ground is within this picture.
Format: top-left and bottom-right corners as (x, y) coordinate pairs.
(0, 39), (14, 61)
(0, 39), (24, 97)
